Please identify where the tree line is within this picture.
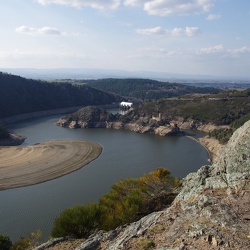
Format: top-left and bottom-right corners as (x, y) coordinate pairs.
(80, 78), (221, 100)
(0, 72), (122, 119)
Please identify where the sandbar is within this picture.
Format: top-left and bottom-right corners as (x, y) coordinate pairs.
(0, 140), (102, 191)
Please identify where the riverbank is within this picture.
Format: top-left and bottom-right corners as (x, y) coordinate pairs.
(0, 104), (119, 125)
(187, 135), (222, 163)
(0, 140), (102, 191)
(197, 135), (222, 162)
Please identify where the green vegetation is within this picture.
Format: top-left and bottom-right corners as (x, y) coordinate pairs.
(209, 113), (250, 144)
(0, 231), (42, 250)
(128, 88), (250, 126)
(209, 128), (234, 144)
(51, 203), (101, 238)
(0, 72), (122, 119)
(0, 235), (12, 250)
(136, 237), (155, 250)
(51, 168), (179, 238)
(119, 88), (250, 143)
(82, 78), (221, 100)
(0, 125), (9, 139)
(10, 230), (42, 250)
(230, 113), (250, 129)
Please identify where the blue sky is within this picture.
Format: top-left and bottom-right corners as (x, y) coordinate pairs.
(1, 0), (250, 78)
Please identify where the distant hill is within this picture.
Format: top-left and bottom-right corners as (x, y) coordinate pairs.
(132, 89), (250, 126)
(81, 78), (222, 100)
(0, 72), (123, 119)
(1, 68), (250, 86)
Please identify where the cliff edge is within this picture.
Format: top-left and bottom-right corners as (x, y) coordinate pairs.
(73, 120), (250, 250)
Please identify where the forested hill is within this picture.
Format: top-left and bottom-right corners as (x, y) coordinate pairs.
(82, 78), (222, 100)
(130, 88), (250, 125)
(0, 72), (123, 119)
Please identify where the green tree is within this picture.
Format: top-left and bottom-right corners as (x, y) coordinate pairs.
(99, 168), (176, 230)
(99, 181), (145, 230)
(0, 234), (12, 250)
(51, 203), (101, 238)
(0, 125), (9, 139)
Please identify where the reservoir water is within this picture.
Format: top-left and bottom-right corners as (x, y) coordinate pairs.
(0, 113), (209, 242)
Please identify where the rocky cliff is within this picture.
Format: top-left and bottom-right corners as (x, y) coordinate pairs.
(0, 133), (26, 146)
(55, 106), (185, 136)
(75, 120), (250, 250)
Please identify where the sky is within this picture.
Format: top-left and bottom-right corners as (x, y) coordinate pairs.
(0, 0), (250, 78)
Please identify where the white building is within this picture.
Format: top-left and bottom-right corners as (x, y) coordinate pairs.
(120, 101), (133, 107)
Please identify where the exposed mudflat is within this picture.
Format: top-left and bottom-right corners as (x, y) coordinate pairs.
(0, 140), (102, 191)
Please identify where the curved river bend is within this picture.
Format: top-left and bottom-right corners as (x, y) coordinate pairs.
(0, 113), (209, 242)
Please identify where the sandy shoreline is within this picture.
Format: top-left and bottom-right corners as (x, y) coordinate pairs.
(187, 135), (222, 163)
(0, 140), (102, 191)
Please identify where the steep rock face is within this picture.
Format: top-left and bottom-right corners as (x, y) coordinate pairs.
(75, 120), (250, 250)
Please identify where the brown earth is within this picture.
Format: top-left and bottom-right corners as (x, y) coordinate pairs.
(0, 140), (102, 191)
(198, 135), (222, 162)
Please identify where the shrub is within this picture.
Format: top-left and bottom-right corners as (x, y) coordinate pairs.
(0, 234), (12, 250)
(10, 230), (41, 250)
(99, 181), (145, 230)
(99, 168), (177, 230)
(51, 203), (101, 238)
(51, 168), (179, 238)
(136, 237), (155, 250)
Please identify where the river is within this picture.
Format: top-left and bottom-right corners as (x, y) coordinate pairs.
(0, 112), (209, 242)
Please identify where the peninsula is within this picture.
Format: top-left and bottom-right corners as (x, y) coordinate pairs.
(0, 140), (102, 191)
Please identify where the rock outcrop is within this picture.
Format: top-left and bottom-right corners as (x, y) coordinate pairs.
(72, 120), (250, 250)
(0, 133), (26, 146)
(55, 106), (185, 136)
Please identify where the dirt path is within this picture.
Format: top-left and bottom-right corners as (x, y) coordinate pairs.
(0, 140), (102, 191)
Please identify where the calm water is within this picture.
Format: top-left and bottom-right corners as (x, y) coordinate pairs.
(0, 113), (209, 242)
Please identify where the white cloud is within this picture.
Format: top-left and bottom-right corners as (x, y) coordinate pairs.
(228, 46), (250, 56)
(128, 47), (177, 60)
(135, 26), (201, 37)
(16, 26), (62, 35)
(196, 44), (224, 54)
(0, 49), (90, 67)
(144, 0), (215, 16)
(135, 26), (164, 35)
(37, 0), (215, 15)
(196, 45), (250, 57)
(36, 0), (120, 9)
(168, 26), (201, 36)
(123, 0), (147, 6)
(206, 13), (221, 20)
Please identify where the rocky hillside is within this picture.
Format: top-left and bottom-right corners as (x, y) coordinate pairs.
(41, 119), (250, 250)
(55, 106), (185, 136)
(78, 120), (250, 250)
